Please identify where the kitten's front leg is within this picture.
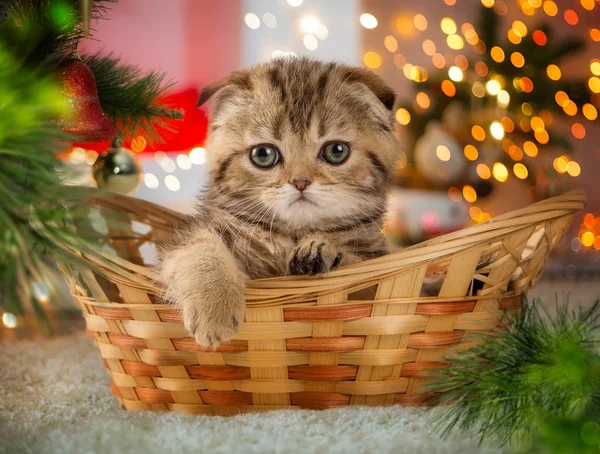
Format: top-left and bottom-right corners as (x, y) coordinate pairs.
(159, 228), (245, 348)
(288, 235), (361, 276)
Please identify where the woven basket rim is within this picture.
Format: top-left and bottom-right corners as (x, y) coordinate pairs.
(77, 189), (586, 299)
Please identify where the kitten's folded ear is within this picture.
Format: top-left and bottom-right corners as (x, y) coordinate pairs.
(197, 70), (253, 108)
(344, 68), (396, 111)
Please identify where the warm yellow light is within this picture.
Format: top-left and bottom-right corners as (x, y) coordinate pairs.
(507, 29), (522, 45)
(414, 14), (428, 31)
(523, 141), (537, 157)
(470, 206), (483, 222)
(416, 92), (431, 109)
(512, 20), (528, 37)
(464, 29), (479, 45)
(486, 80), (501, 95)
(384, 35), (398, 53)
(553, 156), (568, 173)
(529, 0), (542, 7)
(490, 121), (505, 140)
(2, 312), (17, 328)
(508, 145), (523, 161)
(563, 101), (578, 116)
(396, 108), (411, 125)
(511, 52), (525, 68)
(492, 162), (509, 182)
(583, 104), (598, 121)
(441, 17), (457, 34)
(589, 76), (600, 93)
(131, 136), (147, 153)
(471, 125), (486, 142)
(441, 80), (457, 97)
(462, 185), (477, 203)
(572, 123), (586, 139)
(581, 0), (596, 11)
(582, 231), (595, 247)
(490, 46), (505, 62)
(403, 63), (414, 79)
(464, 144), (479, 161)
(448, 66), (464, 82)
(472, 81), (485, 98)
(535, 129), (550, 144)
(543, 1), (558, 16)
(360, 13), (378, 29)
(591, 29), (600, 42)
(501, 117), (515, 133)
(522, 2), (535, 15)
(497, 90), (510, 107)
(555, 91), (569, 107)
(423, 39), (436, 56)
(513, 163), (528, 179)
(447, 34), (464, 50)
(567, 161), (581, 176)
(481, 0), (495, 8)
(448, 187), (462, 202)
(364, 52), (382, 68)
(531, 116), (545, 132)
(436, 145), (451, 161)
(476, 164), (491, 179)
(546, 64), (561, 80)
(590, 60), (600, 76)
(410, 66), (428, 82)
(395, 16), (414, 35)
(432, 53), (446, 69)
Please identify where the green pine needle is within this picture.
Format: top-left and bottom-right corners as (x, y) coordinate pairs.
(428, 297), (600, 451)
(83, 53), (182, 143)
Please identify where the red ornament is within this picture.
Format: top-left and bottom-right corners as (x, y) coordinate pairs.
(60, 57), (117, 142)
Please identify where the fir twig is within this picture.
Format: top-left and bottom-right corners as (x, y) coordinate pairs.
(82, 53), (183, 143)
(428, 297), (600, 452)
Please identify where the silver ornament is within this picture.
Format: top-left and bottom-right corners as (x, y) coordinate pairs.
(92, 146), (142, 195)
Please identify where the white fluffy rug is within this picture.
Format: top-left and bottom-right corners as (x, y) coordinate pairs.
(0, 333), (500, 454)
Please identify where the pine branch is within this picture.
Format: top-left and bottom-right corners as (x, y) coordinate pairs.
(428, 297), (600, 451)
(82, 53), (183, 143)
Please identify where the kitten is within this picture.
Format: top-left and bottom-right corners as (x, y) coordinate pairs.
(158, 57), (399, 348)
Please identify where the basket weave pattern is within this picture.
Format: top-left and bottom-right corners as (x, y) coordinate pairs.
(68, 191), (585, 415)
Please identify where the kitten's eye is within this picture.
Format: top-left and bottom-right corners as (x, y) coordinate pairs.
(321, 142), (350, 165)
(250, 145), (280, 168)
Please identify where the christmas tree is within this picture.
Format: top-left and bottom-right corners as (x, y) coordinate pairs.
(0, 0), (181, 336)
(393, 2), (597, 215)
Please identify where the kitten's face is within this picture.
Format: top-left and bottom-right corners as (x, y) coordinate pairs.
(201, 58), (398, 230)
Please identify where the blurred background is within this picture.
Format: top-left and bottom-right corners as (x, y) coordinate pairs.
(71, 0), (598, 276)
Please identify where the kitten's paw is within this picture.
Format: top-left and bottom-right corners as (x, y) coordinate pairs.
(288, 239), (343, 276)
(183, 294), (245, 349)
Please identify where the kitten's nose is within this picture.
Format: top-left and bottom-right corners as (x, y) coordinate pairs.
(290, 178), (312, 192)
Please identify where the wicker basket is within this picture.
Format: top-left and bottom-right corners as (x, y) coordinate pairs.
(66, 190), (586, 415)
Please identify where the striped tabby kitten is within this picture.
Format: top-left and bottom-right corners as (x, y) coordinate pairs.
(159, 57), (398, 348)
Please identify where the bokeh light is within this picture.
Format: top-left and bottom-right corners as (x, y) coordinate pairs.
(477, 163), (491, 179)
(447, 34), (464, 50)
(462, 185), (477, 203)
(364, 51), (381, 68)
(492, 162), (509, 182)
(414, 14), (428, 31)
(546, 64), (561, 80)
(475, 61), (488, 77)
(513, 163), (528, 179)
(567, 161), (581, 176)
(448, 66), (464, 82)
(416, 92), (431, 109)
(491, 46), (505, 62)
(583, 104), (598, 121)
(511, 52), (525, 68)
(571, 123), (586, 139)
(564, 9), (578, 25)
(360, 13), (378, 29)
(423, 39), (436, 56)
(442, 80), (457, 97)
(384, 35), (398, 53)
(436, 145), (451, 161)
(543, 1), (558, 16)
(396, 108), (411, 125)
(490, 121), (505, 140)
(471, 125), (486, 141)
(464, 144), (479, 161)
(533, 30), (547, 46)
(441, 17), (457, 34)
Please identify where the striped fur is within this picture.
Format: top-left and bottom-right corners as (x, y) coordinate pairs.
(159, 58), (399, 348)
